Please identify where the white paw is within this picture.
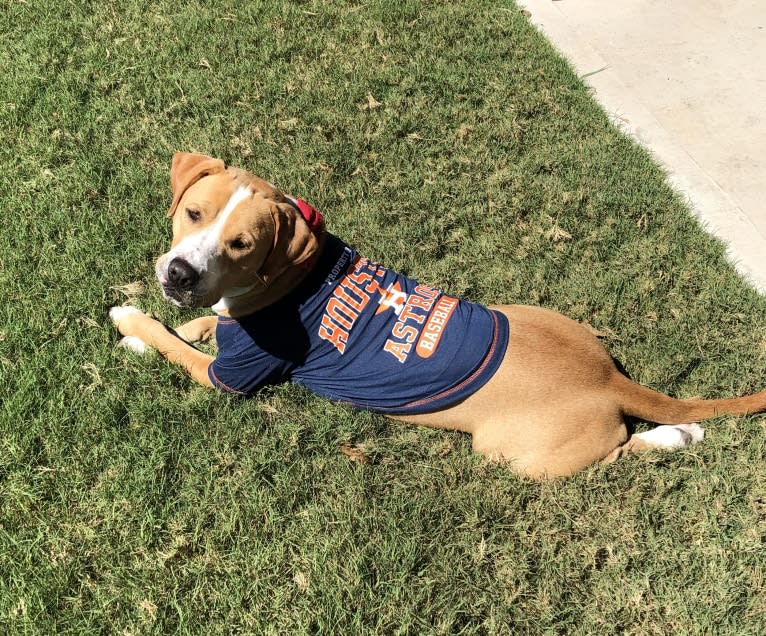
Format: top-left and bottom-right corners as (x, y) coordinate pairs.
(109, 305), (144, 323)
(636, 423), (705, 449)
(118, 336), (149, 354)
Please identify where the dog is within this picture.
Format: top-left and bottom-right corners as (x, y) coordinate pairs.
(110, 152), (766, 478)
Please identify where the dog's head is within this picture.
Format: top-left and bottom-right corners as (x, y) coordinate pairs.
(155, 153), (322, 312)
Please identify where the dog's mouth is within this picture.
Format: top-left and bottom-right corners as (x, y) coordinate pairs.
(156, 256), (216, 308)
(160, 284), (208, 308)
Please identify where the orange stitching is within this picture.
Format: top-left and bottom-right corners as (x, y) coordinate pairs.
(396, 310), (503, 411)
(209, 365), (246, 395)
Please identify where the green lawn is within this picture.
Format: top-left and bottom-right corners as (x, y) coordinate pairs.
(2, 0), (766, 633)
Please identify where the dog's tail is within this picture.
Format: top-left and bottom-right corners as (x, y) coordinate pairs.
(613, 373), (766, 424)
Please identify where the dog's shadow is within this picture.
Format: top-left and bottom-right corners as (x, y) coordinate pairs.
(236, 307), (313, 371)
(611, 356), (643, 433)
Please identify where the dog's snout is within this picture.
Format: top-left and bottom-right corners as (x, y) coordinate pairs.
(167, 257), (200, 290)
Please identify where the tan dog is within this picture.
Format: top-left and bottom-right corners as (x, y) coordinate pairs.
(110, 152), (766, 478)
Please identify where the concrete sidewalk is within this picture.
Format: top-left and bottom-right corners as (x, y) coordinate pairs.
(524, 0), (766, 292)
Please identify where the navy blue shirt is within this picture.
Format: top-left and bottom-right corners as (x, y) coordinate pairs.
(208, 234), (509, 415)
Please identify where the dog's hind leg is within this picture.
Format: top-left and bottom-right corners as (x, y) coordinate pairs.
(173, 315), (218, 344)
(469, 399), (631, 479)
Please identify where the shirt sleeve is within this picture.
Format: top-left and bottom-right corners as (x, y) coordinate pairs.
(208, 319), (294, 395)
(208, 351), (292, 395)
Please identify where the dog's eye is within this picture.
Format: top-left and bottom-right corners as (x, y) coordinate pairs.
(227, 237), (249, 251)
(186, 208), (202, 222)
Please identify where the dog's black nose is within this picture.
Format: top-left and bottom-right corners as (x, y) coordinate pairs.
(167, 258), (200, 290)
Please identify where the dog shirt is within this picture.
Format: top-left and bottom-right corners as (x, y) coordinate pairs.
(208, 233), (509, 415)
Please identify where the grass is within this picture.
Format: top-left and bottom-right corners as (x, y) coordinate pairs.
(1, 0), (766, 633)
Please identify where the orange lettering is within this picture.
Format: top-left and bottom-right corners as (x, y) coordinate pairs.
(384, 339), (411, 363)
(407, 293), (436, 311)
(364, 276), (382, 294)
(392, 322), (419, 343)
(348, 270), (371, 286)
(418, 339), (434, 353)
(416, 296), (458, 358)
(399, 303), (426, 325)
(319, 314), (348, 353)
(334, 279), (369, 312)
(414, 285), (439, 298)
(326, 298), (357, 330)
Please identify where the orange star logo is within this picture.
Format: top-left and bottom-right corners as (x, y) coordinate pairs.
(376, 281), (408, 315)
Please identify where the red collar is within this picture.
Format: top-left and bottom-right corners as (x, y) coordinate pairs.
(294, 198), (324, 234)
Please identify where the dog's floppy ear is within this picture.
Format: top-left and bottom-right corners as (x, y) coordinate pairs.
(167, 152), (226, 217)
(259, 201), (322, 284)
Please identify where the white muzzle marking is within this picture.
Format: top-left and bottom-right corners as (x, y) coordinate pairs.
(157, 185), (252, 297)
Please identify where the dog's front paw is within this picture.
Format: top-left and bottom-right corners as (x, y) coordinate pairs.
(109, 305), (150, 337)
(118, 335), (149, 354)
